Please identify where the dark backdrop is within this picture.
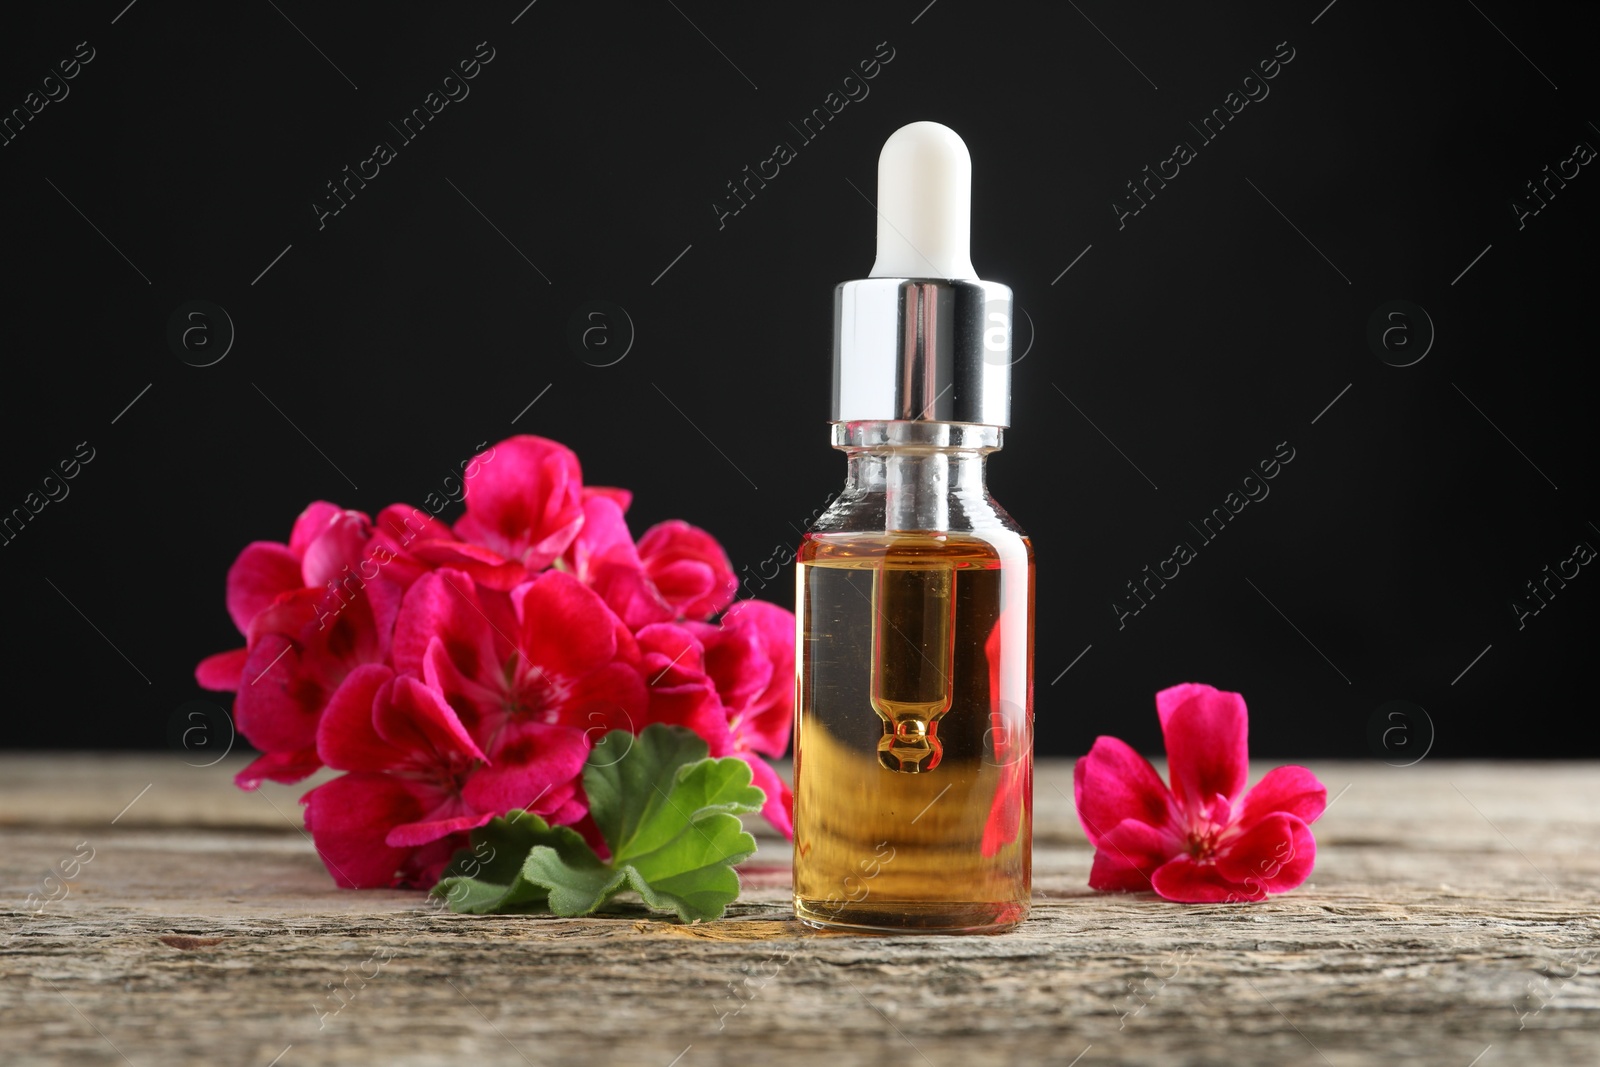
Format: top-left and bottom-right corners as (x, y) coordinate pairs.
(2, 1), (1594, 761)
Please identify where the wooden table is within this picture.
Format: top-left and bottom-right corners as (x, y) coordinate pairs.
(2, 755), (1596, 1066)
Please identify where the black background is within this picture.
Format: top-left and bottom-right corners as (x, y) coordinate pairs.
(2, 1), (1594, 760)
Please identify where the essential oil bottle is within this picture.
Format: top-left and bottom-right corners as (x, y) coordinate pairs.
(793, 121), (1034, 933)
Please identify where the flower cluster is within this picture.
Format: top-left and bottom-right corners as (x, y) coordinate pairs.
(1074, 683), (1326, 902)
(196, 435), (794, 888)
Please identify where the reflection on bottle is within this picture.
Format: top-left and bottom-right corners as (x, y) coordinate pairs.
(981, 616), (1028, 856)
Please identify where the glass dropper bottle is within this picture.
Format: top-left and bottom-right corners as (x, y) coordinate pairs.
(792, 121), (1034, 933)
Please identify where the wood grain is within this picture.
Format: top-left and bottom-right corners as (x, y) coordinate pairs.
(2, 755), (1597, 1066)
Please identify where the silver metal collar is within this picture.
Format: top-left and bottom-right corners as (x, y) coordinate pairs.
(831, 278), (1013, 427)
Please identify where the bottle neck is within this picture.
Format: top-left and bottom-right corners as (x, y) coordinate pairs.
(832, 421), (1002, 533)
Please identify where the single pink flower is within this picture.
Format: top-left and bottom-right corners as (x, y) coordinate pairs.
(303, 664), (588, 888)
(391, 567), (649, 761)
(1074, 683), (1326, 903)
(563, 494), (738, 628)
(192, 501), (411, 789)
(194, 502), (376, 691)
(227, 578), (404, 788)
(636, 520), (739, 622)
(195, 500), (453, 787)
(411, 436), (584, 590)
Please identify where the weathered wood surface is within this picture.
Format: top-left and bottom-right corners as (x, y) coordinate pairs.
(2, 755), (1597, 1066)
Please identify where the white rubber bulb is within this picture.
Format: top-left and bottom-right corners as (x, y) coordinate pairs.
(868, 121), (978, 281)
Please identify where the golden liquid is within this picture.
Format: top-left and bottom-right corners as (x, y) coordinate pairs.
(793, 531), (1034, 933)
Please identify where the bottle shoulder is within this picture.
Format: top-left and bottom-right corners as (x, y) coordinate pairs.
(799, 523), (1032, 568)
(809, 490), (1029, 539)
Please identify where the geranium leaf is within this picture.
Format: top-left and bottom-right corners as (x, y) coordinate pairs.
(431, 725), (765, 922)
(430, 809), (572, 914)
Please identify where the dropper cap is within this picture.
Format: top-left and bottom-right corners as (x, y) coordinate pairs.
(869, 122), (978, 281)
(833, 121), (1013, 427)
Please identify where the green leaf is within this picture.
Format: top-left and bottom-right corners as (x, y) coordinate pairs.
(430, 724), (766, 923)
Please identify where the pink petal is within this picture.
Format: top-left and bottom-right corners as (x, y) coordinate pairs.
(372, 503), (454, 550)
(564, 494), (639, 583)
(740, 754), (793, 838)
(195, 647), (248, 691)
(396, 833), (472, 889)
(377, 676), (486, 763)
(642, 682), (734, 755)
(233, 746), (322, 790)
(386, 810), (495, 848)
(638, 623), (708, 685)
(693, 600), (797, 758)
(1236, 766), (1327, 828)
(369, 504), (457, 587)
(391, 568), (499, 681)
(462, 721), (590, 816)
(693, 618), (767, 711)
(734, 700), (794, 760)
(224, 542), (302, 634)
(233, 634), (321, 753)
(362, 575), (404, 660)
(455, 435), (585, 570)
(582, 485), (632, 512)
(721, 598), (794, 665)
(530, 779), (582, 822)
(1073, 736), (1173, 846)
(589, 558), (674, 629)
(1087, 818), (1172, 892)
(549, 661), (650, 733)
(1217, 812), (1317, 896)
(636, 520), (737, 621)
(302, 773), (424, 888)
(299, 508), (373, 589)
(408, 540), (529, 591)
(513, 571), (622, 678)
(650, 560), (719, 614)
(315, 665), (398, 771)
(234, 584), (393, 757)
(1156, 683), (1250, 813)
(289, 502), (345, 555)
(1149, 856), (1252, 903)
(543, 792), (590, 828)
(422, 635), (507, 738)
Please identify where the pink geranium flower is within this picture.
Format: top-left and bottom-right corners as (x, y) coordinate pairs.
(637, 520), (739, 622)
(409, 436), (585, 590)
(228, 580), (402, 788)
(563, 493), (737, 629)
(303, 664), (588, 887)
(194, 502), (376, 692)
(195, 502), (412, 788)
(391, 566), (649, 751)
(1074, 683), (1326, 902)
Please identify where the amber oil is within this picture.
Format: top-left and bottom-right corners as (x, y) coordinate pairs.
(793, 525), (1033, 933)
